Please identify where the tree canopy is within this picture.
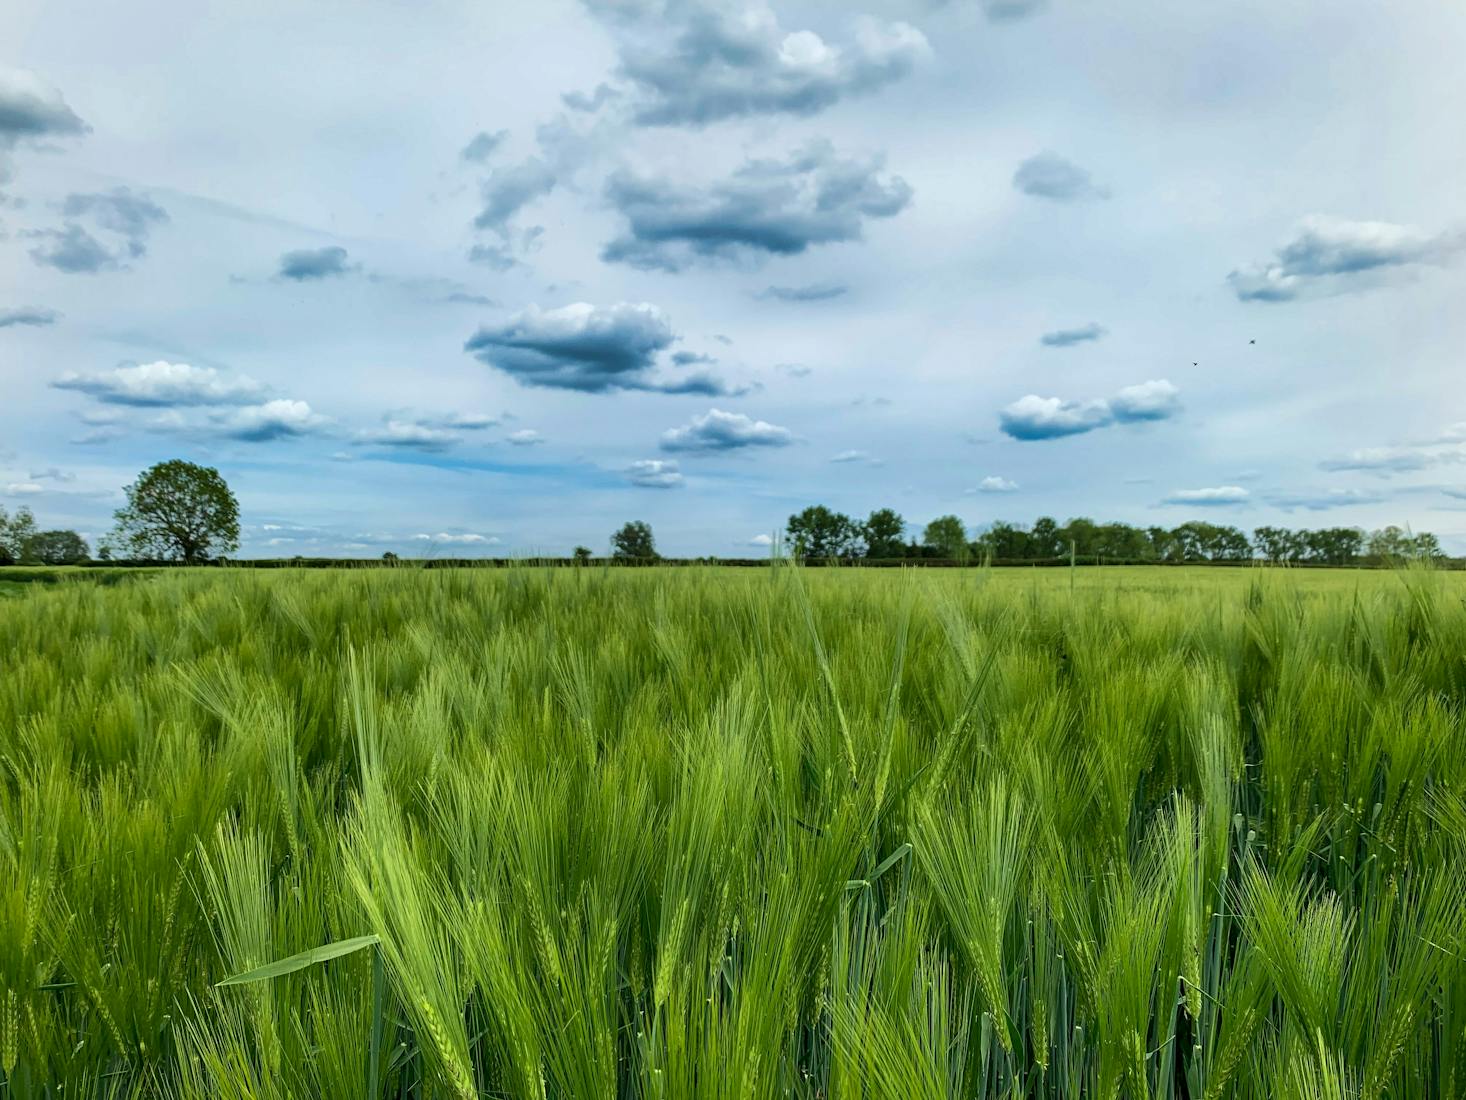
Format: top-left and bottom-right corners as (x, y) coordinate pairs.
(110, 460), (240, 563)
(611, 521), (657, 560)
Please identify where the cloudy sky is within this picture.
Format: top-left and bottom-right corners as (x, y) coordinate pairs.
(4, 0), (1465, 556)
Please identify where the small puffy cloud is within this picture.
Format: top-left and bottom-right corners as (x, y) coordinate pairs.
(974, 475), (1018, 493)
(0, 306), (60, 327)
(277, 245), (355, 281)
(53, 361), (270, 407)
(1162, 486), (1249, 506)
(0, 66), (89, 148)
(660, 408), (794, 453)
(1110, 379), (1182, 422)
(465, 301), (738, 394)
(1229, 216), (1465, 302)
(602, 141), (911, 272)
(999, 380), (1181, 440)
(1040, 322), (1106, 347)
(626, 459), (684, 488)
(214, 400), (331, 442)
(4, 482), (44, 495)
(999, 395), (1112, 440)
(506, 429), (544, 446)
(600, 4), (929, 127)
(757, 283), (848, 302)
(747, 533), (775, 547)
(353, 411), (497, 452)
(1013, 152), (1109, 202)
(461, 129), (508, 163)
(355, 419), (461, 452)
(830, 449), (869, 463)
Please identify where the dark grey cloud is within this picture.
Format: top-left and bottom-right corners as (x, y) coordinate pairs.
(982, 0), (1046, 21)
(473, 158), (556, 232)
(29, 224), (120, 273)
(1000, 380), (1181, 441)
(465, 301), (740, 394)
(602, 141), (911, 271)
(1266, 488), (1388, 511)
(660, 407), (794, 453)
(586, 2), (929, 127)
(562, 83), (619, 113)
(63, 189), (168, 251)
(757, 282), (849, 302)
(1228, 216), (1466, 302)
(1040, 322), (1106, 347)
(0, 306), (60, 327)
(1013, 152), (1109, 202)
(52, 361), (270, 406)
(626, 458), (684, 488)
(0, 67), (89, 148)
(29, 188), (168, 272)
(277, 245), (356, 281)
(461, 129), (508, 163)
(467, 242), (520, 270)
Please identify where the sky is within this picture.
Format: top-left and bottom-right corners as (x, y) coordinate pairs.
(3, 0), (1466, 557)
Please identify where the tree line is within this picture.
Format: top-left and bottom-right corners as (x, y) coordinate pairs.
(782, 505), (1444, 566)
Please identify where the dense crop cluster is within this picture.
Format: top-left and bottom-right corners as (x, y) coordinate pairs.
(2, 566), (1465, 1097)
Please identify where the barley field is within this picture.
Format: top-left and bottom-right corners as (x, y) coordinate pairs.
(2, 564), (1465, 1098)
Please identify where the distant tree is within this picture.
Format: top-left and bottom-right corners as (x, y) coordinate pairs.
(1059, 517), (1100, 559)
(27, 530), (90, 565)
(787, 506), (863, 559)
(573, 546), (593, 564)
(922, 515), (968, 559)
(611, 521), (657, 560)
(862, 508), (906, 559)
(111, 460), (240, 563)
(978, 520), (1031, 560)
(1367, 526), (1442, 564)
(1029, 517), (1061, 559)
(1409, 531), (1443, 560)
(382, 551), (399, 563)
(0, 506), (39, 565)
(1303, 527), (1364, 566)
(1253, 526), (1294, 564)
(96, 542), (113, 562)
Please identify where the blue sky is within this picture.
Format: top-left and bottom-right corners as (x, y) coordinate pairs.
(4, 0), (1465, 556)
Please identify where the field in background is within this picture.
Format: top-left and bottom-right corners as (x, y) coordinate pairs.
(2, 565), (1465, 1097)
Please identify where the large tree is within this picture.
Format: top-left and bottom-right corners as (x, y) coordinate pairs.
(787, 506), (863, 559)
(611, 520), (657, 559)
(110, 460), (240, 563)
(862, 508), (906, 559)
(0, 506), (39, 565)
(27, 530), (90, 565)
(922, 515), (967, 559)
